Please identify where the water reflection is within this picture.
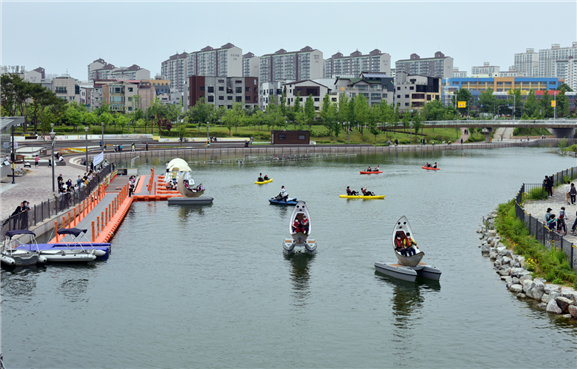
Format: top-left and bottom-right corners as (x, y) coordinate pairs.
(284, 252), (315, 307)
(170, 203), (212, 219)
(1, 267), (45, 297)
(273, 205), (289, 219)
(374, 271), (440, 365)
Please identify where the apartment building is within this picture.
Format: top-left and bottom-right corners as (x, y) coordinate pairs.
(91, 80), (116, 110)
(260, 46), (323, 84)
(101, 80), (155, 113)
(88, 58), (107, 80)
(395, 52), (453, 79)
(188, 76), (258, 110)
(283, 80), (331, 111)
(394, 71), (441, 112)
(243, 52), (260, 78)
(259, 81), (284, 109)
(334, 72), (394, 106)
(453, 68), (467, 78)
(554, 57), (577, 91)
(498, 66), (525, 78)
(52, 77), (80, 103)
(24, 67), (45, 83)
(538, 42), (577, 78)
(471, 62), (500, 76)
(324, 49), (391, 78)
(160, 52), (188, 93)
(514, 48), (539, 77)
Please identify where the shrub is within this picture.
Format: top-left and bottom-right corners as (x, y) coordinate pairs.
(526, 186), (548, 200)
(558, 138), (568, 148)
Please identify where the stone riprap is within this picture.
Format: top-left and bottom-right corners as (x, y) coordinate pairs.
(478, 211), (577, 319)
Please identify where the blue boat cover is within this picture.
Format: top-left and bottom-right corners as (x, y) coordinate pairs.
(6, 229), (36, 238)
(56, 228), (88, 237)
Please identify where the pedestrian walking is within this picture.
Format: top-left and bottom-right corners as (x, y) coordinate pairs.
(131, 143), (135, 152)
(146, 142), (149, 151)
(565, 181), (572, 205)
(34, 155), (39, 168)
(571, 183), (577, 205)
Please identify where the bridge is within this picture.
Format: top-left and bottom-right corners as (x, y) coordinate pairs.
(404, 119), (577, 140)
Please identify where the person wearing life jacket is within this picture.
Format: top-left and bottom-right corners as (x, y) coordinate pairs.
(346, 186), (358, 196)
(375, 165), (380, 171)
(302, 215), (309, 234)
(257, 173), (264, 182)
(433, 162), (438, 168)
(366, 166), (371, 172)
(264, 174), (269, 181)
(395, 235), (406, 256)
(293, 218), (304, 234)
(361, 187), (375, 196)
(403, 232), (418, 256)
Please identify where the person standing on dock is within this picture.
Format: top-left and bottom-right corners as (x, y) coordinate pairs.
(131, 143), (135, 152)
(146, 142), (148, 151)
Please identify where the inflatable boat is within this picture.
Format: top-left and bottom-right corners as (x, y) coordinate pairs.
(255, 178), (273, 185)
(422, 166), (439, 171)
(1, 230), (47, 266)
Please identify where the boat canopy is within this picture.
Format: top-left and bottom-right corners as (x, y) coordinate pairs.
(6, 229), (36, 239)
(57, 228), (88, 237)
(169, 163), (192, 172)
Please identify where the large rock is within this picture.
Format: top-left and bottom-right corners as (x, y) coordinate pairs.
(510, 268), (527, 278)
(519, 274), (533, 283)
(510, 284), (523, 293)
(494, 259), (502, 268)
(546, 299), (563, 314)
(496, 246), (507, 255)
(489, 251), (497, 261)
(561, 288), (577, 303)
(502, 256), (512, 266)
(487, 237), (494, 246)
(497, 267), (510, 276)
(487, 230), (497, 237)
(522, 279), (533, 293)
(541, 294), (551, 303)
(526, 280), (545, 301)
(544, 284), (561, 295)
(481, 244), (490, 255)
(555, 297), (573, 313)
(512, 277), (520, 285)
(537, 302), (547, 310)
(505, 277), (513, 289)
(501, 249), (512, 257)
(569, 305), (577, 319)
(517, 293), (526, 299)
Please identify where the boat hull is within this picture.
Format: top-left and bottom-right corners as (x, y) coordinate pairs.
(168, 197), (214, 205)
(1, 250), (44, 266)
(422, 166), (439, 171)
(284, 239), (316, 254)
(16, 243), (111, 260)
(339, 194), (385, 199)
(269, 198), (298, 206)
(395, 250), (424, 267)
(360, 171), (382, 175)
(255, 178), (273, 185)
(39, 250), (97, 262)
(375, 262), (442, 281)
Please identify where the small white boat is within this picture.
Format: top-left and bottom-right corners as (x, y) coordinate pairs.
(374, 216), (441, 282)
(40, 228), (99, 262)
(1, 230), (47, 266)
(283, 201), (316, 254)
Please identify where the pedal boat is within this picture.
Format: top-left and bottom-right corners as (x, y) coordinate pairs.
(360, 171), (382, 175)
(339, 194), (384, 199)
(422, 166), (439, 171)
(283, 201), (316, 254)
(374, 216), (441, 282)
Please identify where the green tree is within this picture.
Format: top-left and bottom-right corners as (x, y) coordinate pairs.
(65, 104), (83, 130)
(507, 88), (522, 118)
(116, 113), (130, 133)
(456, 88), (472, 116)
(354, 93), (369, 135)
(368, 105), (380, 143)
(401, 111), (410, 132)
(523, 90), (539, 118)
(412, 110), (423, 135)
(557, 87), (570, 117)
(279, 89), (287, 121)
(292, 92), (302, 129)
(304, 94), (316, 130)
(557, 83), (573, 92)
(338, 94), (350, 135)
(478, 88), (496, 114)
(100, 112), (113, 132)
(539, 90), (553, 117)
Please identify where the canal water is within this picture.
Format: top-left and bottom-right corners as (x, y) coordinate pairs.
(2, 147), (577, 368)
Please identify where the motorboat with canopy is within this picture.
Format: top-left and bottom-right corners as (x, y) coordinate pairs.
(283, 201), (316, 254)
(374, 216), (441, 282)
(17, 228), (110, 260)
(1, 230), (47, 266)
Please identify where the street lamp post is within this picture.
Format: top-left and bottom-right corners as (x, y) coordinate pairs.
(84, 126), (89, 172)
(207, 121), (210, 144)
(101, 121), (104, 151)
(50, 125), (56, 192)
(348, 121), (350, 144)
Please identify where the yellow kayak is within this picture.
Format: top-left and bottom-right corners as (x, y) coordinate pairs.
(255, 178), (273, 185)
(339, 194), (385, 199)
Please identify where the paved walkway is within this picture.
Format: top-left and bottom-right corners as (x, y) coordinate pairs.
(524, 185), (577, 244)
(0, 158), (85, 220)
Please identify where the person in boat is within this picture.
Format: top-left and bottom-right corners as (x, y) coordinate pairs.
(264, 174), (269, 180)
(426, 162), (431, 168)
(366, 166), (371, 172)
(433, 162), (438, 168)
(361, 187), (375, 196)
(346, 186), (359, 196)
(404, 232), (418, 257)
(375, 165), (380, 172)
(395, 235), (407, 256)
(302, 215), (309, 234)
(258, 173), (264, 182)
(292, 218), (304, 234)
(279, 186), (288, 201)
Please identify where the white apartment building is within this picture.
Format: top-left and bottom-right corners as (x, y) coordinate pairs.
(161, 44), (243, 93)
(243, 52), (260, 78)
(283, 80), (331, 111)
(88, 59), (150, 81)
(259, 81), (285, 109)
(538, 42), (577, 78)
(453, 67), (467, 78)
(260, 46), (323, 84)
(88, 58), (107, 80)
(554, 57), (577, 91)
(52, 77), (80, 103)
(395, 52), (454, 79)
(471, 62), (500, 76)
(324, 49), (391, 78)
(514, 48), (539, 77)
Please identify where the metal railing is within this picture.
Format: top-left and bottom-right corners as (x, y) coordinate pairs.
(515, 166), (577, 270)
(1, 163), (113, 237)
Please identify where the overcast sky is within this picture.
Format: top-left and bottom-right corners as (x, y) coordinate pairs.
(2, 1), (576, 80)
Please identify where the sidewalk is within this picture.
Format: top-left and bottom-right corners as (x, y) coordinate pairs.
(523, 186), (577, 244)
(0, 157), (85, 220)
